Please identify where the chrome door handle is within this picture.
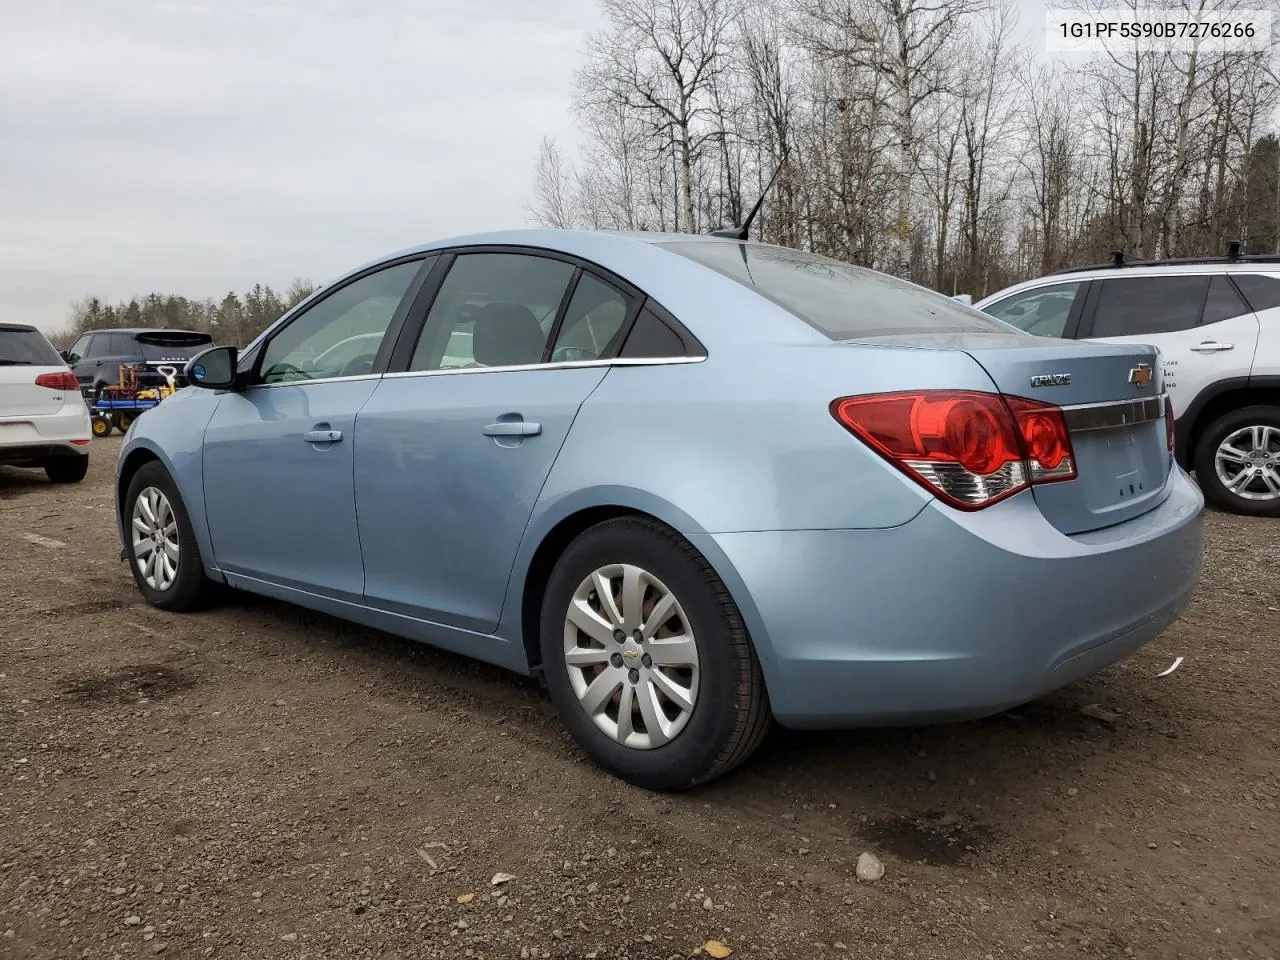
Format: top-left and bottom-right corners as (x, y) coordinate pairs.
(1191, 341), (1234, 352)
(302, 429), (343, 443)
(483, 421), (541, 437)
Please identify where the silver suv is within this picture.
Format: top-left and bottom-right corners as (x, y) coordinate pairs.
(976, 248), (1280, 517)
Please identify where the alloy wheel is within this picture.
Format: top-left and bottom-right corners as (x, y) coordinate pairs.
(1214, 425), (1280, 501)
(131, 486), (180, 591)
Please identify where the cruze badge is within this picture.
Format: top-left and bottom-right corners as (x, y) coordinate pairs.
(1128, 363), (1153, 388)
(1030, 373), (1071, 387)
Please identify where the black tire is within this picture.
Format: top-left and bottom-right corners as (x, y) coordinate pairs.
(123, 461), (221, 611)
(43, 456), (89, 484)
(540, 516), (771, 791)
(1192, 405), (1280, 517)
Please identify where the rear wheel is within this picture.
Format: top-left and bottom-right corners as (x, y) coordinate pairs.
(540, 517), (771, 791)
(44, 457), (88, 484)
(1193, 405), (1280, 517)
(123, 462), (220, 610)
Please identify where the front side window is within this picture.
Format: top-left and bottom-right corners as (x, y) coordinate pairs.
(659, 240), (1011, 339)
(258, 260), (421, 383)
(67, 336), (91, 362)
(410, 253), (576, 371)
(1090, 275), (1208, 338)
(982, 282), (1085, 338)
(549, 273), (629, 362)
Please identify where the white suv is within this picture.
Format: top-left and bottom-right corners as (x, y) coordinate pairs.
(0, 323), (92, 483)
(975, 252), (1280, 517)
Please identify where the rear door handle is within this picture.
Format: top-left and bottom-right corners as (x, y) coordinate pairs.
(1191, 341), (1234, 352)
(483, 421), (542, 437)
(303, 429), (343, 443)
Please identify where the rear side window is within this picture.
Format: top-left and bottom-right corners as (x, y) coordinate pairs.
(1090, 276), (1208, 337)
(659, 241), (1010, 339)
(1232, 274), (1280, 313)
(106, 332), (137, 355)
(620, 307), (688, 358)
(0, 327), (63, 365)
(1201, 275), (1251, 325)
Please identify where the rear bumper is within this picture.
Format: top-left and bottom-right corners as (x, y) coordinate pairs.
(696, 467), (1204, 728)
(0, 405), (92, 464)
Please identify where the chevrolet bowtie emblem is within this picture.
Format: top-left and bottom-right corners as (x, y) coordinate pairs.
(1128, 363), (1153, 388)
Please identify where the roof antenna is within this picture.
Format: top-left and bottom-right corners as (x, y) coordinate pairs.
(1226, 240), (1242, 260)
(711, 150), (789, 242)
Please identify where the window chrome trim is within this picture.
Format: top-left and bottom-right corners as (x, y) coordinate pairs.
(381, 355), (705, 380)
(1060, 394), (1166, 432)
(245, 373), (384, 390)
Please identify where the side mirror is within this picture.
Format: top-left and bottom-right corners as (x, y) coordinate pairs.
(60, 350), (72, 362)
(185, 345), (239, 390)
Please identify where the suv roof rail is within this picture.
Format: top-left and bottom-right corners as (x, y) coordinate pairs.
(1047, 241), (1280, 276)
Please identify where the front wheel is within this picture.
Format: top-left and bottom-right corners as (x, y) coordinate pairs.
(1193, 405), (1280, 517)
(123, 462), (221, 610)
(540, 517), (771, 791)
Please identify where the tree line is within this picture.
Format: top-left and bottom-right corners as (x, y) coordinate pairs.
(527, 0), (1280, 299)
(55, 279), (316, 351)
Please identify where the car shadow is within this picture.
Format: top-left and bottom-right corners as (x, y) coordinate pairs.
(0, 465), (52, 499)
(203, 589), (1193, 868)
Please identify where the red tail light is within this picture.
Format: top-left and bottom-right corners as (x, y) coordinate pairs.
(34, 372), (79, 391)
(831, 390), (1077, 510)
(1165, 395), (1176, 455)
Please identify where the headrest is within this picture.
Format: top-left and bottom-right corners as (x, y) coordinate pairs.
(471, 302), (546, 367)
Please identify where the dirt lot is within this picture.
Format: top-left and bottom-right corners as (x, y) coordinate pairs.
(1, 437), (1277, 960)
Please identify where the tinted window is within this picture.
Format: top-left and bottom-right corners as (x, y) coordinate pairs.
(983, 282), (1085, 338)
(82, 334), (102, 358)
(106, 332), (136, 355)
(1201, 275), (1251, 325)
(410, 253), (575, 371)
(660, 241), (1010, 339)
(1232, 274), (1280, 313)
(0, 326), (63, 365)
(620, 308), (687, 358)
(137, 332), (214, 360)
(549, 273), (629, 362)
(260, 260), (421, 383)
(1090, 276), (1208, 337)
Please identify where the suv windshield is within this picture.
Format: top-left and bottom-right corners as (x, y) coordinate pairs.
(0, 326), (63, 365)
(659, 241), (1010, 340)
(135, 332), (214, 360)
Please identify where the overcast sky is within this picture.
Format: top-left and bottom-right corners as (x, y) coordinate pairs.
(2, 0), (1059, 334)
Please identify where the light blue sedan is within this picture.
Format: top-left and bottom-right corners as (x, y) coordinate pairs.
(115, 230), (1205, 790)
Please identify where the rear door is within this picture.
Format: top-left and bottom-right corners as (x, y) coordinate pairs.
(355, 251), (632, 632)
(1077, 273), (1259, 418)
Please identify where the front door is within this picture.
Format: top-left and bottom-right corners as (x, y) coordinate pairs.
(356, 251), (632, 632)
(202, 259), (426, 602)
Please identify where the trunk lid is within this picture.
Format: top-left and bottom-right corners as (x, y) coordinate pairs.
(848, 332), (1170, 534)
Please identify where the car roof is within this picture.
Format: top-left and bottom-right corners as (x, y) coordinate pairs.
(0, 322), (41, 333)
(272, 229), (830, 356)
(78, 328), (211, 336)
(976, 260), (1280, 306)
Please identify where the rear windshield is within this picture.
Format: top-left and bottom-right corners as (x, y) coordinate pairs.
(0, 327), (63, 365)
(659, 241), (1010, 339)
(136, 332), (213, 360)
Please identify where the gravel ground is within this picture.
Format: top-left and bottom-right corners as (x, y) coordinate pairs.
(1, 437), (1277, 960)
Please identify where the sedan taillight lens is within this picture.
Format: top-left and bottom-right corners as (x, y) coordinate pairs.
(831, 390), (1077, 510)
(34, 372), (79, 391)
